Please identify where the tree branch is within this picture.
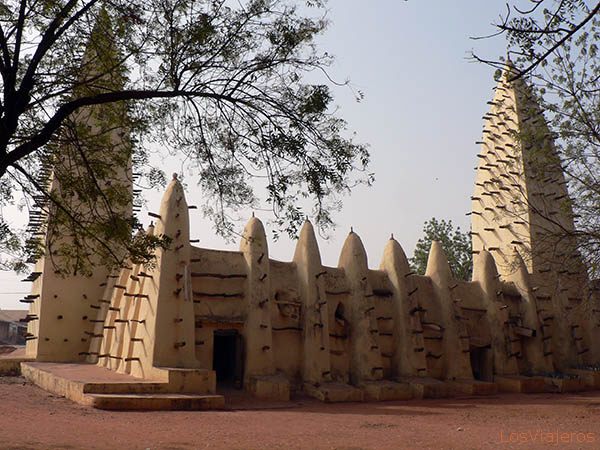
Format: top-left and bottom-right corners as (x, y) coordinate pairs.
(2, 88), (247, 174)
(11, 162), (123, 267)
(11, 0), (27, 71)
(18, 0), (98, 106)
(507, 2), (600, 81)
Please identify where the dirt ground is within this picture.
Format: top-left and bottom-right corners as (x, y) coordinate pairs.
(1, 377), (600, 450)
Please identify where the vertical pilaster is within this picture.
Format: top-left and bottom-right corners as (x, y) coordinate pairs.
(379, 237), (426, 378)
(338, 231), (382, 385)
(472, 250), (520, 376)
(240, 216), (274, 382)
(293, 220), (331, 385)
(504, 250), (553, 373)
(425, 241), (472, 380)
(152, 175), (197, 368)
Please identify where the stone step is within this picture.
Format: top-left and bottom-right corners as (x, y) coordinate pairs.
(304, 382), (364, 402)
(396, 376), (452, 399)
(246, 375), (290, 401)
(446, 379), (498, 396)
(362, 380), (413, 401)
(21, 362), (220, 411)
(159, 366), (215, 394)
(82, 381), (170, 395)
(0, 356), (33, 376)
(565, 369), (600, 389)
(86, 393), (225, 411)
(543, 377), (586, 393)
(21, 362), (170, 404)
(495, 375), (546, 393)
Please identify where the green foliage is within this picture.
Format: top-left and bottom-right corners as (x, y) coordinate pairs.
(410, 218), (473, 281)
(0, 219), (27, 272)
(0, 0), (371, 274)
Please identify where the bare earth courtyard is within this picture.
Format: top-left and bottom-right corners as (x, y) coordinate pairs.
(1, 377), (599, 450)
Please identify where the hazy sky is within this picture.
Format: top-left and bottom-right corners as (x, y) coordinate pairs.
(0, 1), (508, 309)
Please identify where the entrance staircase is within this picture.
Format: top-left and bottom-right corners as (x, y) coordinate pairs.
(21, 362), (224, 411)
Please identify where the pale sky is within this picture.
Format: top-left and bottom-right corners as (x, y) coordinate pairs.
(0, 1), (508, 309)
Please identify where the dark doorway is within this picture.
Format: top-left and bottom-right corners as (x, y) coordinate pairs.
(470, 346), (493, 381)
(335, 302), (345, 321)
(213, 329), (243, 388)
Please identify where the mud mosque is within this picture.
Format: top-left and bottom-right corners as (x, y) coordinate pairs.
(3, 51), (600, 409)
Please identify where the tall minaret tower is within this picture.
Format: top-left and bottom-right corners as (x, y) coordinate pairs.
(471, 62), (586, 288)
(24, 9), (133, 362)
(471, 63), (596, 368)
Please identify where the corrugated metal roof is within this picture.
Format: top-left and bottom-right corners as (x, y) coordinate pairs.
(0, 309), (27, 323)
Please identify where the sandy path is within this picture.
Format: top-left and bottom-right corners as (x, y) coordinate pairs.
(1, 377), (599, 450)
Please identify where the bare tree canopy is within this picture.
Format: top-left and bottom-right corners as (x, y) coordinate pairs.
(473, 1), (600, 278)
(0, 0), (371, 273)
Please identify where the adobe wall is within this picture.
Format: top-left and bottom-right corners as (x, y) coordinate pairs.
(19, 63), (600, 402)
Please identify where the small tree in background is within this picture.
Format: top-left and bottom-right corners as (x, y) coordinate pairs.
(410, 218), (473, 281)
